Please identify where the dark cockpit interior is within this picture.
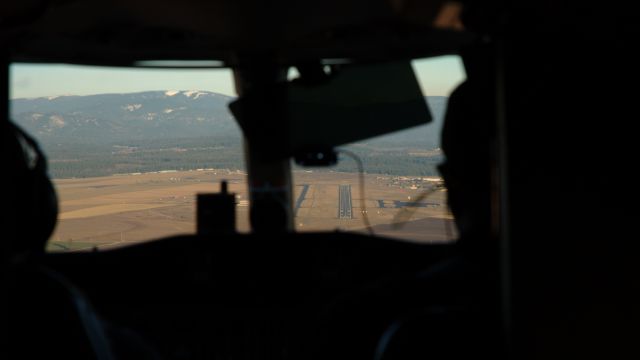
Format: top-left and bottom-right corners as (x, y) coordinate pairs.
(2, 1), (639, 359)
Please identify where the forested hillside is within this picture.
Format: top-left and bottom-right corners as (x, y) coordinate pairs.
(11, 91), (447, 178)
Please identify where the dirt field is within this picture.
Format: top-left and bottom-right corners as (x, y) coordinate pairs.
(48, 170), (456, 252)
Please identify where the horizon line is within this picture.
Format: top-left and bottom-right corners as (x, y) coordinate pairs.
(10, 90), (450, 100)
(10, 89), (237, 100)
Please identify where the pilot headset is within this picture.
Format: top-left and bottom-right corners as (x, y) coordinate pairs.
(2, 120), (58, 264)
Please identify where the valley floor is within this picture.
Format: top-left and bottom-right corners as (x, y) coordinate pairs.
(48, 170), (456, 252)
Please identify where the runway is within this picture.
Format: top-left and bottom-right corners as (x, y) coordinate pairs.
(338, 184), (353, 219)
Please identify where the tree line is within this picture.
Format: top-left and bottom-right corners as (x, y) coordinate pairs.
(42, 137), (443, 178)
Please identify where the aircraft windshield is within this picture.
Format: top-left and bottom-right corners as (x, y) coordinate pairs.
(10, 56), (464, 251)
(10, 65), (248, 251)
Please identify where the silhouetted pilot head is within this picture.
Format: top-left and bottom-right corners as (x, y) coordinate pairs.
(2, 120), (58, 263)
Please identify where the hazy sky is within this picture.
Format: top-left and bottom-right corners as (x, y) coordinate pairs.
(10, 56), (465, 99)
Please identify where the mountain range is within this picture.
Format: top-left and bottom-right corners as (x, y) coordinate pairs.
(11, 90), (447, 148)
(11, 90), (238, 144)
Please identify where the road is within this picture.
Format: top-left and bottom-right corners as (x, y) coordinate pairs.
(338, 184), (353, 219)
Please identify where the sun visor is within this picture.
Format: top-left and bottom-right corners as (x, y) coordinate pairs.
(287, 61), (431, 153)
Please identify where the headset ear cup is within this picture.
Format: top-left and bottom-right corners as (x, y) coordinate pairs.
(4, 121), (59, 257)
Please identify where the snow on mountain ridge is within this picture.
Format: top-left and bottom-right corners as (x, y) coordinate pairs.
(122, 104), (143, 112)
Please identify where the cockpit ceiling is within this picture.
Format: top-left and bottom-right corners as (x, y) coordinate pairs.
(1, 0), (474, 66)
